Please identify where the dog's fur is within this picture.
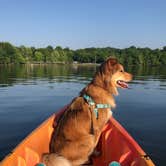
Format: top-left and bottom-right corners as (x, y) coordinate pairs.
(42, 57), (132, 166)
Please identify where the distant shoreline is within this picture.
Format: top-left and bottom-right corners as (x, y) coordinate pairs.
(0, 62), (100, 66)
(0, 62), (162, 67)
(1, 42), (166, 66)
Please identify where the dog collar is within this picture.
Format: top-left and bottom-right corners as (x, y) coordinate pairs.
(83, 94), (111, 118)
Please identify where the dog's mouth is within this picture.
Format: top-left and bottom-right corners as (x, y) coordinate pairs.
(117, 80), (128, 88)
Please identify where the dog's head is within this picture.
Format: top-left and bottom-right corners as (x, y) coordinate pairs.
(96, 57), (132, 95)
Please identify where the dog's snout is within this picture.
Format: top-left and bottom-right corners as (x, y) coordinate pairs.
(125, 72), (133, 81)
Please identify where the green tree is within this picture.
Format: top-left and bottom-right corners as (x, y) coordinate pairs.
(34, 51), (43, 62)
(0, 42), (16, 63)
(0, 41), (166, 65)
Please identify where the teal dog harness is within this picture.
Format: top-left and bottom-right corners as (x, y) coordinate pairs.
(83, 94), (111, 118)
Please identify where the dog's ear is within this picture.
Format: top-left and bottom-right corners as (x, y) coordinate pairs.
(104, 57), (118, 74)
(106, 57), (118, 67)
(98, 57), (118, 75)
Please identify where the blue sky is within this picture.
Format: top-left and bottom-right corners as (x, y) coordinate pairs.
(0, 0), (165, 49)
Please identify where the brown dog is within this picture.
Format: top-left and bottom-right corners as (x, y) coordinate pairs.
(42, 57), (132, 166)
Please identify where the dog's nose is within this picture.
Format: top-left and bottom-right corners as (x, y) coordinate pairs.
(126, 73), (133, 81)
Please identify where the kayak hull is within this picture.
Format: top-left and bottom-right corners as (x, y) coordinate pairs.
(0, 106), (155, 166)
(93, 117), (154, 166)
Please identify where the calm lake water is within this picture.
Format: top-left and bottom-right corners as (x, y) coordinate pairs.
(0, 64), (166, 165)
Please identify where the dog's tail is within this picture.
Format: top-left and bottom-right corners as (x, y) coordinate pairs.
(42, 153), (71, 166)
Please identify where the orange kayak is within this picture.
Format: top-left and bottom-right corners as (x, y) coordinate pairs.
(0, 106), (155, 166)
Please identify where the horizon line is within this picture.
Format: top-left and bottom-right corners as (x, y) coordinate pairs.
(0, 40), (165, 50)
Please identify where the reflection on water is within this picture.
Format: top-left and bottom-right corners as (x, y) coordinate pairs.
(0, 64), (166, 165)
(0, 64), (94, 86)
(0, 64), (166, 86)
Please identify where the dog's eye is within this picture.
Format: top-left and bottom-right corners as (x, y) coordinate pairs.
(120, 70), (123, 72)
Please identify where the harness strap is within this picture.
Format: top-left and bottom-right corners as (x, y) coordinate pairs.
(83, 94), (111, 118)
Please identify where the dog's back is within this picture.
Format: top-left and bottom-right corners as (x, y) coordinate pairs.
(48, 97), (95, 166)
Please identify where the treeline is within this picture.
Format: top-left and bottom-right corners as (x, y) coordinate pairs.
(0, 42), (166, 65)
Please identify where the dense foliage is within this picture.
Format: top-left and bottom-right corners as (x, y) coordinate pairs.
(0, 42), (166, 65)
